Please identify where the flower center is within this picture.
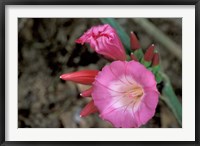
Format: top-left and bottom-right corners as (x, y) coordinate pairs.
(127, 85), (144, 100)
(108, 75), (144, 108)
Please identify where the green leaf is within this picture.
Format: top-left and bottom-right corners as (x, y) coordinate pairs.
(160, 72), (182, 126)
(100, 18), (131, 54)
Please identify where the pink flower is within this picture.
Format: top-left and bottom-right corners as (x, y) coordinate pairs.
(92, 60), (159, 128)
(76, 24), (126, 61)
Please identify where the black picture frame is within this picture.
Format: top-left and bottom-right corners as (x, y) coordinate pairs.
(0, 0), (199, 146)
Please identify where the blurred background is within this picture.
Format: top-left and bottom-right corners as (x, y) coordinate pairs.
(18, 18), (182, 128)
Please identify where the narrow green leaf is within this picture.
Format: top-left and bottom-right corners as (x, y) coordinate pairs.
(160, 72), (182, 126)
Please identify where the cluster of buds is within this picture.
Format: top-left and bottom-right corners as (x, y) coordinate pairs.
(129, 32), (161, 83)
(60, 70), (99, 117)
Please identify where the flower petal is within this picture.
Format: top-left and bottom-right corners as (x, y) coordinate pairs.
(100, 104), (138, 128)
(142, 90), (159, 110)
(135, 102), (156, 125)
(126, 61), (157, 88)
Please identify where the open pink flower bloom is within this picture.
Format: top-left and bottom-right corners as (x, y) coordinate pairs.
(92, 60), (159, 128)
(76, 24), (126, 61)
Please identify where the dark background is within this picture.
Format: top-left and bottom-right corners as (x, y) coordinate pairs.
(18, 18), (182, 128)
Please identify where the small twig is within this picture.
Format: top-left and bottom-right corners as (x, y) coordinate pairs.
(133, 18), (182, 61)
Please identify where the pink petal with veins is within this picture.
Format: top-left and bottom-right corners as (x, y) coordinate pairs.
(92, 60), (159, 128)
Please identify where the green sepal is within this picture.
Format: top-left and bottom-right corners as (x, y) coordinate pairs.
(152, 65), (160, 74)
(155, 72), (162, 83)
(134, 49), (143, 61)
(147, 67), (153, 72)
(126, 54), (131, 61)
(141, 58), (151, 68)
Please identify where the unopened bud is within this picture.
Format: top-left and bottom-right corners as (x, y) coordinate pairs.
(130, 31), (141, 50)
(144, 44), (155, 62)
(152, 53), (159, 66)
(130, 52), (138, 61)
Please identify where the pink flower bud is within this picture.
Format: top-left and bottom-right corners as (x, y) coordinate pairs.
(130, 52), (138, 61)
(60, 70), (99, 85)
(80, 100), (98, 117)
(80, 87), (93, 97)
(76, 24), (126, 61)
(130, 31), (141, 50)
(152, 53), (159, 66)
(144, 44), (155, 62)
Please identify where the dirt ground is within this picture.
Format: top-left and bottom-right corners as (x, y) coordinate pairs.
(18, 18), (182, 128)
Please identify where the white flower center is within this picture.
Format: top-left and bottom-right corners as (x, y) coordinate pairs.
(126, 85), (144, 99)
(109, 75), (144, 110)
